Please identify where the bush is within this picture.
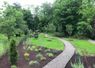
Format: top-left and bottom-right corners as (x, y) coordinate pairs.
(72, 34), (88, 39)
(10, 39), (18, 65)
(71, 59), (84, 68)
(24, 52), (30, 61)
(66, 24), (73, 36)
(54, 32), (64, 37)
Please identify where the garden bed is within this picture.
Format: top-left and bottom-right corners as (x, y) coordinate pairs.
(17, 43), (62, 68)
(66, 54), (95, 68)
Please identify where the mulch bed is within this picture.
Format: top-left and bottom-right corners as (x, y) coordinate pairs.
(66, 54), (95, 68)
(0, 54), (10, 68)
(17, 43), (62, 68)
(0, 43), (62, 68)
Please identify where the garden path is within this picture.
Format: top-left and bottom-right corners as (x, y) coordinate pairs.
(88, 40), (95, 44)
(43, 38), (75, 68)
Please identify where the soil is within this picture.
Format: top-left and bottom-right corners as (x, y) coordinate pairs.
(17, 43), (62, 68)
(0, 54), (10, 68)
(66, 54), (95, 68)
(0, 42), (62, 68)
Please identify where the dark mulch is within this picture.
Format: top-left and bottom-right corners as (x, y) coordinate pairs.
(66, 54), (95, 68)
(0, 54), (10, 68)
(0, 43), (62, 68)
(17, 43), (62, 68)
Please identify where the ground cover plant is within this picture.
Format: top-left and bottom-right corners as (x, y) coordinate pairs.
(66, 54), (95, 68)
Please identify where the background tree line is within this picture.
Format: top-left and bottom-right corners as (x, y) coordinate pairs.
(0, 0), (95, 39)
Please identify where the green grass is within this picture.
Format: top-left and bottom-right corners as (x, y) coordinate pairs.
(26, 33), (64, 50)
(66, 38), (95, 56)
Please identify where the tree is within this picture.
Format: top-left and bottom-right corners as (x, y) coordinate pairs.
(66, 24), (73, 36)
(52, 0), (82, 36)
(0, 3), (28, 39)
(38, 3), (53, 32)
(23, 9), (34, 31)
(77, 21), (92, 37)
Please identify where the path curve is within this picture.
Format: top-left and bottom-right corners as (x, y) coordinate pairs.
(43, 38), (75, 68)
(88, 39), (95, 44)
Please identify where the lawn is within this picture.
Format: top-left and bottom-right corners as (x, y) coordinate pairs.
(66, 38), (95, 56)
(26, 33), (64, 50)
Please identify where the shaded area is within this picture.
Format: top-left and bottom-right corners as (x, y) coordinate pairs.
(66, 54), (95, 68)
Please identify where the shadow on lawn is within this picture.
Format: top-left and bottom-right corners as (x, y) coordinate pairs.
(66, 53), (95, 68)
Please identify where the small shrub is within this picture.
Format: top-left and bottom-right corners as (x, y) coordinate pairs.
(47, 53), (54, 57)
(34, 49), (39, 52)
(54, 32), (64, 37)
(10, 39), (18, 65)
(44, 34), (48, 38)
(36, 53), (43, 58)
(40, 56), (46, 61)
(66, 24), (73, 36)
(36, 53), (46, 61)
(24, 52), (30, 61)
(52, 50), (59, 54)
(71, 59), (84, 68)
(29, 60), (39, 66)
(45, 49), (51, 52)
(11, 65), (17, 68)
(32, 46), (37, 49)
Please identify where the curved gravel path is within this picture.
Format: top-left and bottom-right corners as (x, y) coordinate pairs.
(88, 40), (95, 44)
(43, 38), (75, 68)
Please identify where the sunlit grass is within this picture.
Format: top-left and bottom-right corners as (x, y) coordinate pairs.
(26, 33), (64, 50)
(66, 38), (95, 56)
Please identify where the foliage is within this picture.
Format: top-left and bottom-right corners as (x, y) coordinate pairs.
(0, 34), (9, 57)
(24, 52), (30, 61)
(77, 21), (92, 37)
(66, 24), (73, 36)
(0, 3), (28, 39)
(11, 65), (17, 68)
(29, 60), (39, 66)
(46, 53), (54, 57)
(0, 0), (95, 39)
(9, 39), (18, 65)
(71, 59), (84, 68)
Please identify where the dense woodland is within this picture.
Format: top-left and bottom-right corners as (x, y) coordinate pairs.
(0, 0), (95, 39)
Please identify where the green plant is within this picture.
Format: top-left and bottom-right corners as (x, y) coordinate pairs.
(29, 60), (39, 66)
(36, 53), (46, 61)
(47, 53), (54, 57)
(66, 24), (73, 36)
(10, 39), (18, 65)
(71, 59), (84, 68)
(24, 52), (30, 61)
(11, 65), (17, 68)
